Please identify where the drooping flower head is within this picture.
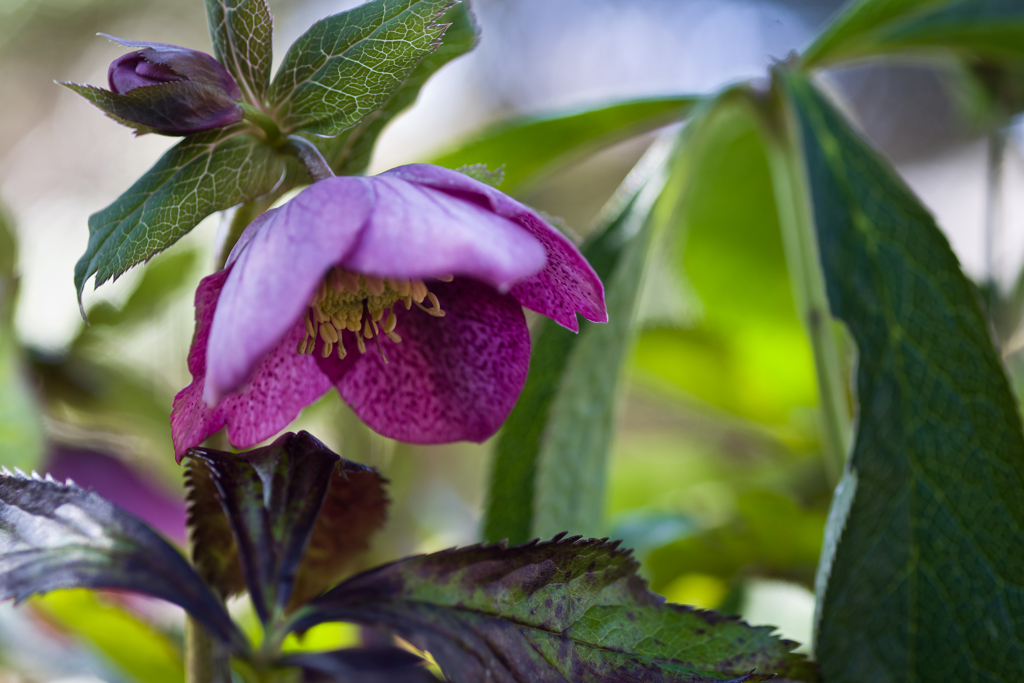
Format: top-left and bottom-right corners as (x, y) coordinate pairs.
(171, 164), (606, 459)
(62, 36), (243, 135)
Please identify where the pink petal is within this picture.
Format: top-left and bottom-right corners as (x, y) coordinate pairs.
(171, 270), (332, 461)
(340, 176), (547, 291)
(383, 164), (608, 332)
(315, 279), (530, 444)
(205, 179), (374, 403)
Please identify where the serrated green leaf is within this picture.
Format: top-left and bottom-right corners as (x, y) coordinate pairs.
(804, 0), (1024, 68)
(62, 81), (243, 136)
(272, 0), (452, 136)
(779, 68), (1024, 681)
(74, 125), (285, 308)
(316, 0), (478, 176)
(0, 470), (245, 652)
(206, 0), (273, 105)
(84, 248), (198, 330)
(290, 535), (816, 683)
(432, 96), (700, 194)
(185, 432), (387, 624)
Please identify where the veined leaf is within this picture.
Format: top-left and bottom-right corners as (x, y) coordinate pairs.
(432, 96), (700, 194)
(272, 0), (452, 136)
(61, 81), (242, 136)
(779, 69), (1024, 681)
(74, 125), (286, 309)
(289, 535), (815, 683)
(316, 1), (478, 176)
(206, 0), (273, 105)
(185, 432), (387, 623)
(0, 469), (245, 652)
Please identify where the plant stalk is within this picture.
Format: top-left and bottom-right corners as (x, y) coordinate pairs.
(241, 103), (282, 146)
(285, 135), (335, 183)
(759, 81), (852, 486)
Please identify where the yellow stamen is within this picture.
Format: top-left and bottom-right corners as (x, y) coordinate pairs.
(298, 267), (452, 361)
(410, 279), (428, 304)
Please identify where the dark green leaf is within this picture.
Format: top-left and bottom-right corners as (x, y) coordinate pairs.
(290, 535), (815, 683)
(185, 432), (387, 623)
(316, 0), (478, 176)
(74, 125), (286, 309)
(780, 68), (1024, 681)
(0, 469), (245, 651)
(272, 0), (452, 136)
(61, 81), (242, 135)
(205, 0), (273, 105)
(433, 96), (700, 194)
(284, 648), (434, 682)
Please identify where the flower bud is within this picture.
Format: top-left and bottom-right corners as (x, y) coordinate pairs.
(62, 36), (244, 136)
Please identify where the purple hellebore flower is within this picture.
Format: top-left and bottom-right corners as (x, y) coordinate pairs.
(170, 164), (607, 459)
(65, 35), (243, 135)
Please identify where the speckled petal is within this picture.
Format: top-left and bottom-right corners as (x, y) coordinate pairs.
(340, 176), (546, 291)
(315, 279), (530, 444)
(204, 179), (374, 404)
(383, 164), (607, 332)
(172, 270), (332, 461)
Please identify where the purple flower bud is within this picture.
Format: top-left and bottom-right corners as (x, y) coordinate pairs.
(108, 51), (184, 94)
(62, 36), (244, 135)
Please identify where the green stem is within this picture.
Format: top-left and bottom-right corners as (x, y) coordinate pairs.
(759, 81), (852, 486)
(217, 200), (265, 270)
(284, 135), (335, 183)
(185, 617), (231, 682)
(241, 103), (282, 146)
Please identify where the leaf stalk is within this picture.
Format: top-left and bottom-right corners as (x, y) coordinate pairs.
(758, 74), (852, 486)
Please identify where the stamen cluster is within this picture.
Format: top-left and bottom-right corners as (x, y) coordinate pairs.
(298, 268), (448, 363)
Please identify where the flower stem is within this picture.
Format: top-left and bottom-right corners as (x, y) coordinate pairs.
(759, 80), (852, 486)
(241, 103), (282, 146)
(185, 617), (230, 682)
(284, 135), (335, 182)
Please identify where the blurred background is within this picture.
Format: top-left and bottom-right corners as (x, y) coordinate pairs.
(2, 0), (1024, 680)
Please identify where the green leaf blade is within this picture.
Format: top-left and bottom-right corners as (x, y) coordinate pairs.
(206, 0), (273, 104)
(432, 96), (699, 194)
(74, 126), (285, 307)
(316, 0), (478, 176)
(780, 69), (1024, 681)
(275, 0), (452, 136)
(292, 535), (814, 682)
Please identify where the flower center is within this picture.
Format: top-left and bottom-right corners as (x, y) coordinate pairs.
(296, 267), (448, 363)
